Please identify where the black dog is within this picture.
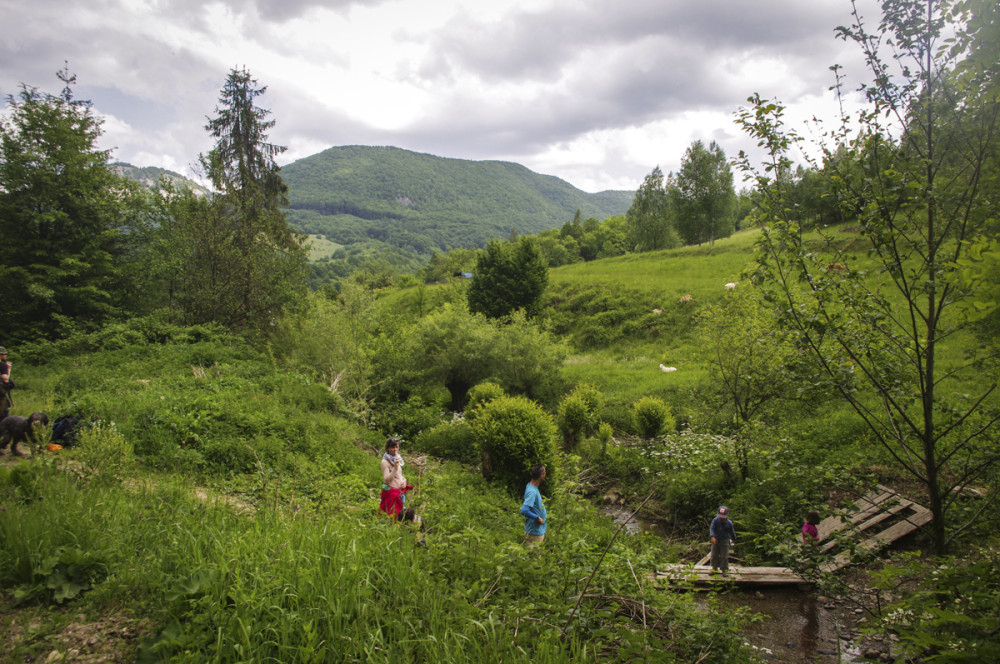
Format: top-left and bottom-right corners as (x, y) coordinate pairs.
(0, 412), (49, 456)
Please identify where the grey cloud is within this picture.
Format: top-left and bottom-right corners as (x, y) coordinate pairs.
(419, 0), (852, 85)
(3, 0), (884, 192)
(209, 0), (389, 22)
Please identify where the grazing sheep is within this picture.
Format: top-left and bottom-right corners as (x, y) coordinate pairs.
(679, 294), (693, 304)
(652, 308), (663, 314)
(724, 282), (738, 291)
(659, 364), (677, 372)
(0, 412), (49, 457)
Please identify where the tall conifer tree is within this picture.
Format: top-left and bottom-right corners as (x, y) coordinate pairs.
(0, 67), (148, 342)
(186, 67), (306, 332)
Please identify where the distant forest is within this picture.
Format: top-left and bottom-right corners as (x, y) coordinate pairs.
(281, 145), (633, 270)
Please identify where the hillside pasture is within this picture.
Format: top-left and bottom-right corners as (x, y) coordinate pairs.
(304, 233), (343, 261)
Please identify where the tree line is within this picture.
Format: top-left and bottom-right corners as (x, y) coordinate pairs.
(0, 66), (307, 345)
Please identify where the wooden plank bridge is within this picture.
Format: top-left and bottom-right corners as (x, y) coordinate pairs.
(651, 485), (933, 588)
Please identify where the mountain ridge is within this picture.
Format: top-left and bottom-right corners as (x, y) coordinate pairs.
(280, 145), (633, 257)
(115, 145), (635, 268)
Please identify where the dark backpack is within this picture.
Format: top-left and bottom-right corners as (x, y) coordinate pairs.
(52, 416), (81, 446)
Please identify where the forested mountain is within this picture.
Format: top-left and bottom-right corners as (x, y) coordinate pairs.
(280, 145), (633, 256)
(112, 162), (210, 197)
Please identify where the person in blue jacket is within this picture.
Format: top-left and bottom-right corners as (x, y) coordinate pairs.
(710, 505), (737, 573)
(520, 464), (547, 545)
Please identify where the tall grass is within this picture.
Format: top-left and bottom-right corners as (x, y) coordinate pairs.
(0, 454), (754, 662)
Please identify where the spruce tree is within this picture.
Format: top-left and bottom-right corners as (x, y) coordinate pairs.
(186, 67), (306, 332)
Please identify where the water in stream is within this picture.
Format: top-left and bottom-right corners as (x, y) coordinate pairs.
(711, 590), (865, 663)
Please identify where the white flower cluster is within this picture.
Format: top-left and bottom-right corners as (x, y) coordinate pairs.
(884, 607), (914, 626)
(637, 431), (733, 471)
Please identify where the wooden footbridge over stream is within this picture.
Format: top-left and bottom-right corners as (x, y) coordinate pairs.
(651, 485), (933, 589)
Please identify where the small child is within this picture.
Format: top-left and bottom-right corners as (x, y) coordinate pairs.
(402, 507), (422, 528)
(710, 506), (736, 573)
(801, 511), (821, 545)
(402, 508), (426, 545)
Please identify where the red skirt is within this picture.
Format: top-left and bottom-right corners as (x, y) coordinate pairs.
(379, 486), (407, 518)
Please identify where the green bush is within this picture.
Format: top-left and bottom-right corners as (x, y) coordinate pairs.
(76, 422), (134, 485)
(570, 383), (604, 430)
(657, 472), (730, 525)
(371, 394), (444, 441)
(556, 393), (589, 449)
(471, 395), (557, 496)
(632, 396), (674, 438)
(417, 419), (478, 464)
(869, 550), (1000, 663)
(597, 422), (613, 457)
(465, 381), (505, 417)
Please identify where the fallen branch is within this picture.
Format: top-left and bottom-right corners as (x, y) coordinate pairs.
(561, 487), (655, 638)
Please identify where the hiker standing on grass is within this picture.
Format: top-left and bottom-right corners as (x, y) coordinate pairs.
(520, 464), (547, 545)
(379, 437), (412, 519)
(0, 347), (12, 418)
(710, 506), (736, 573)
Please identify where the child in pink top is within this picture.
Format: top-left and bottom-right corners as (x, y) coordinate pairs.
(801, 511), (820, 545)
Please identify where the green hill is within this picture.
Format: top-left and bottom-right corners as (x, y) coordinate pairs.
(280, 145), (633, 257)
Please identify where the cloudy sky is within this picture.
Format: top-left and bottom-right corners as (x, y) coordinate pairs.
(1, 0), (881, 193)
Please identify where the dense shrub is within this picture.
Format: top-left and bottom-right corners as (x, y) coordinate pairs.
(471, 395), (558, 496)
(632, 396), (674, 438)
(416, 419), (478, 465)
(556, 394), (589, 449)
(870, 550), (1000, 663)
(371, 394), (444, 441)
(557, 382), (605, 450)
(656, 472), (730, 525)
(76, 422), (135, 485)
(465, 381), (506, 417)
(17, 312), (233, 363)
(597, 422), (613, 457)
(570, 383), (604, 429)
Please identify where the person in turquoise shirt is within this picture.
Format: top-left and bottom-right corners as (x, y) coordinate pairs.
(520, 464), (547, 545)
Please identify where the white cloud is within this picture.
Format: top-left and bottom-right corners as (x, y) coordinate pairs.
(2, 0), (883, 193)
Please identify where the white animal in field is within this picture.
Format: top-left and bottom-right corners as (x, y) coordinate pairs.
(724, 282), (738, 290)
(679, 294), (692, 304)
(659, 364), (677, 372)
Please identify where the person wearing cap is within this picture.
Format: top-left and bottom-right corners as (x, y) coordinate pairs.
(0, 347), (11, 419)
(710, 505), (737, 574)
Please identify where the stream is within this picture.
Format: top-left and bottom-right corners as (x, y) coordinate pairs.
(602, 505), (870, 663)
(708, 590), (865, 663)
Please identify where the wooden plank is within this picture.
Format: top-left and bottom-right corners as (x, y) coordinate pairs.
(695, 549), (744, 567)
(820, 507), (935, 572)
(815, 495), (887, 540)
(816, 487), (907, 543)
(682, 486), (933, 578)
(854, 500), (914, 533)
(652, 565), (813, 587)
(819, 499), (916, 553)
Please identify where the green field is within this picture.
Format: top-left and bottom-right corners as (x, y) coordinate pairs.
(303, 233), (343, 261)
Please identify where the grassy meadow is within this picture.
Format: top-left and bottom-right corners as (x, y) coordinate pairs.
(304, 234), (343, 261)
(1, 223), (998, 662)
(0, 323), (755, 663)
